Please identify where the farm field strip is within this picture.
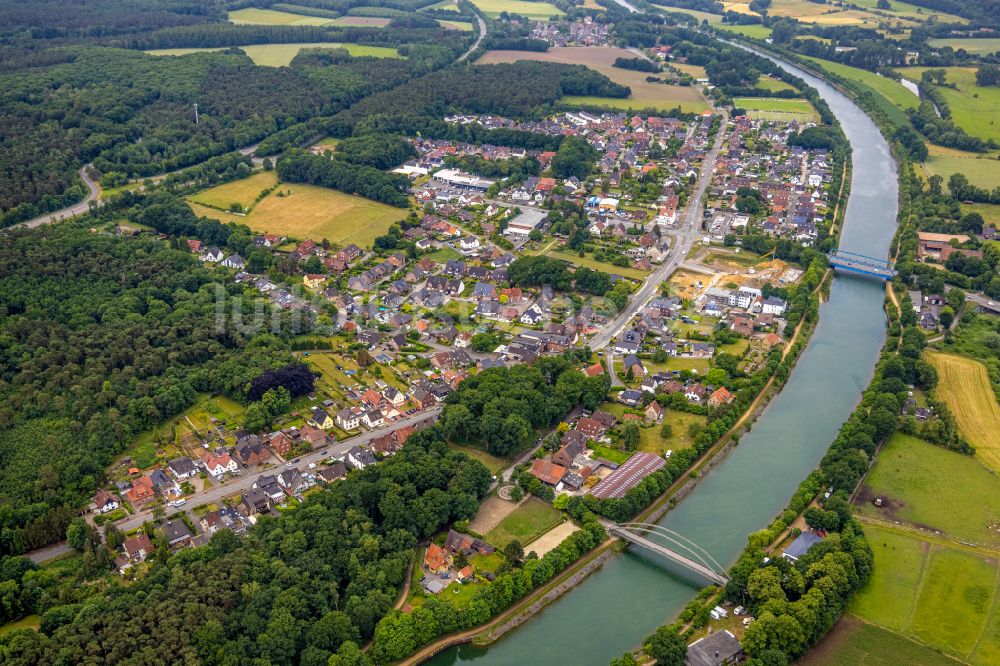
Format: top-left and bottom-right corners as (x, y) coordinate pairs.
(926, 351), (1000, 472)
(475, 47), (710, 113)
(798, 614), (965, 666)
(228, 7), (336, 25)
(187, 174), (406, 248)
(733, 97), (819, 122)
(146, 42), (401, 66)
(469, 0), (564, 18)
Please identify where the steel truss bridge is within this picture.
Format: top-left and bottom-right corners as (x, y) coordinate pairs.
(828, 249), (896, 279)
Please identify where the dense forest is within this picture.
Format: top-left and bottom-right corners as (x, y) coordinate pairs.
(0, 222), (301, 555)
(277, 150), (411, 206)
(0, 46), (437, 227)
(0, 430), (492, 665)
(326, 61), (630, 136)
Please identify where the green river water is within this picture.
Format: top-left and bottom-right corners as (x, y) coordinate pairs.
(428, 49), (899, 665)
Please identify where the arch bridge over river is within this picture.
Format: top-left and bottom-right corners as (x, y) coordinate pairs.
(429, 36), (899, 666)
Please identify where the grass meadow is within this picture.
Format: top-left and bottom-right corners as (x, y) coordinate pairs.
(470, 0), (563, 18)
(898, 67), (1000, 143)
(146, 43), (400, 66)
(922, 145), (1000, 190)
(799, 615), (963, 666)
(928, 38), (1000, 55)
(854, 432), (1000, 545)
(848, 523), (1000, 665)
(733, 97), (819, 122)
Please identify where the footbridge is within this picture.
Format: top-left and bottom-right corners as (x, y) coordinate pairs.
(608, 523), (730, 586)
(827, 249), (896, 279)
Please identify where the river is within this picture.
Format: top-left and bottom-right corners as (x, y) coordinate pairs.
(428, 48), (899, 666)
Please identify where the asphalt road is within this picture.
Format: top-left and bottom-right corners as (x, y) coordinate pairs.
(13, 165), (100, 230)
(459, 15), (487, 62)
(111, 407), (441, 534)
(589, 110), (728, 350)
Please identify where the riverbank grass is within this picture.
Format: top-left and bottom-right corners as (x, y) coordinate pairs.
(485, 497), (564, 550)
(926, 351), (1000, 472)
(897, 67), (1000, 144)
(854, 433), (1000, 545)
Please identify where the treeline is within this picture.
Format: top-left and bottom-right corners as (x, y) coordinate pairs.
(0, 432), (493, 665)
(371, 517), (606, 661)
(0, 0), (224, 39)
(326, 61), (630, 136)
(441, 359), (612, 456)
(613, 56), (660, 73)
(443, 154), (541, 180)
(332, 133), (417, 169)
(0, 46), (400, 226)
(277, 150), (411, 207)
(0, 221), (302, 555)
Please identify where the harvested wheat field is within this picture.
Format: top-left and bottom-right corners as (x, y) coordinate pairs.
(926, 350), (1000, 472)
(476, 47), (710, 113)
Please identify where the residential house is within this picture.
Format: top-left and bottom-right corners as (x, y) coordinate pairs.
(125, 475), (155, 506)
(424, 543), (450, 574)
(123, 533), (154, 562)
(361, 410), (384, 429)
(708, 387), (735, 407)
(309, 407), (334, 430)
(530, 459), (568, 487)
(645, 400), (663, 422)
(167, 456), (198, 480)
(162, 520), (193, 549)
(576, 417), (606, 439)
(222, 254), (245, 270)
(242, 488), (272, 515)
(93, 490), (121, 514)
(317, 462), (348, 484)
(202, 452), (238, 478)
(336, 408), (361, 430)
(235, 439), (271, 466)
(149, 468), (180, 496)
(347, 446), (376, 470)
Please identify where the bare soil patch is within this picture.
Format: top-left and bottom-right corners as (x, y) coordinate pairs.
(469, 495), (518, 534)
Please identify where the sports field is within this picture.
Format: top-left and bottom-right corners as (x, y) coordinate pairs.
(799, 615), (962, 666)
(855, 432), (1000, 544)
(476, 46), (710, 113)
(846, 523), (1000, 665)
(485, 497), (564, 550)
(927, 350), (1000, 471)
(187, 172), (406, 247)
(229, 7), (335, 25)
(146, 43), (400, 66)
(470, 0), (563, 18)
(899, 67), (1000, 144)
(733, 97), (819, 122)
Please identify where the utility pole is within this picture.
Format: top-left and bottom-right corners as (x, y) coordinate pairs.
(194, 102), (199, 125)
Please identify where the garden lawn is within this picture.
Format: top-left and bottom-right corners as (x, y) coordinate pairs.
(485, 497), (564, 550)
(855, 432), (1000, 545)
(590, 443), (631, 465)
(544, 248), (649, 279)
(898, 67), (1000, 144)
(926, 351), (1000, 472)
(188, 174), (406, 248)
(446, 443), (507, 475)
